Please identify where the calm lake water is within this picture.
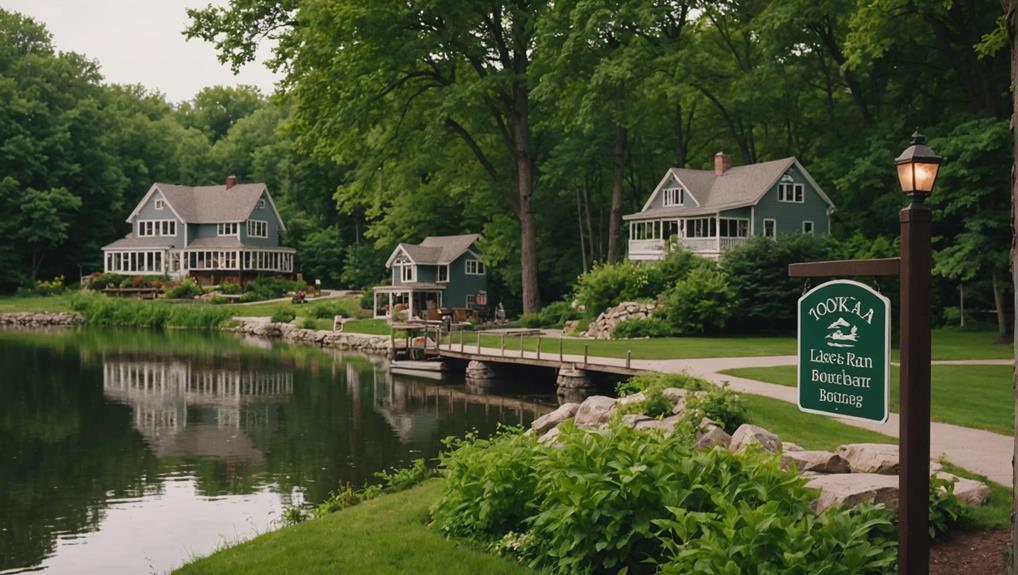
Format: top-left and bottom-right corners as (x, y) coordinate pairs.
(0, 328), (554, 575)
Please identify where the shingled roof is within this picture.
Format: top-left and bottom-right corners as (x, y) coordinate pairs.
(623, 157), (834, 221)
(125, 182), (286, 231)
(386, 234), (481, 267)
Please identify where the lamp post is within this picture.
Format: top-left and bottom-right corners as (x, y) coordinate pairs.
(895, 130), (942, 575)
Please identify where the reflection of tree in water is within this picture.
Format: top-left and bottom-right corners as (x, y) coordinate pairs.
(0, 341), (160, 572)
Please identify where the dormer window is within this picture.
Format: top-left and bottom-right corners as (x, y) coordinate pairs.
(154, 199), (164, 210)
(217, 222), (239, 236)
(778, 182), (804, 203)
(258, 198), (266, 209)
(662, 187), (684, 207)
(400, 264), (416, 282)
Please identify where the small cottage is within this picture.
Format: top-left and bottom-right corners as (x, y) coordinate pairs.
(101, 176), (295, 284)
(374, 234), (488, 322)
(625, 153), (835, 260)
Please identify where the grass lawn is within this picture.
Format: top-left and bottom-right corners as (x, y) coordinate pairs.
(173, 480), (533, 575)
(0, 293), (76, 313)
(720, 365), (1014, 435)
(740, 393), (895, 450)
(897, 327), (1013, 361)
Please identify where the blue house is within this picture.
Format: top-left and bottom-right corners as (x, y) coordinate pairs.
(624, 153), (835, 260)
(374, 234), (488, 321)
(101, 176), (295, 284)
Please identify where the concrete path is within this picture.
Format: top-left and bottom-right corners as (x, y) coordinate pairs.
(452, 343), (1014, 485)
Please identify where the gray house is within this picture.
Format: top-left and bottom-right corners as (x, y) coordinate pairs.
(374, 234), (488, 321)
(101, 176), (295, 284)
(624, 153), (835, 261)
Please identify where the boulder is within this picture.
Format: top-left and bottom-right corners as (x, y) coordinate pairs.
(806, 473), (899, 513)
(538, 426), (562, 446)
(531, 403), (579, 436)
(836, 443), (899, 474)
(617, 392), (646, 408)
(622, 413), (654, 428)
(934, 472), (991, 506)
(635, 415), (682, 434)
(694, 426), (732, 450)
(783, 442), (804, 452)
(574, 396), (618, 429)
(729, 424), (782, 454)
(781, 450), (851, 474)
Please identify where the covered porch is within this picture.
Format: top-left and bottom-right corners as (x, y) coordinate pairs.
(373, 284), (446, 321)
(627, 215), (750, 261)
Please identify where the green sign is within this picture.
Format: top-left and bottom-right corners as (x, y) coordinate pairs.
(798, 280), (890, 423)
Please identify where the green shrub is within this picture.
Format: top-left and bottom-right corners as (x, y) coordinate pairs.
(615, 372), (710, 396)
(721, 235), (828, 332)
(685, 384), (746, 432)
(611, 317), (673, 339)
(617, 384), (675, 418)
(432, 428), (542, 540)
(616, 372), (743, 431)
(309, 303), (335, 319)
(218, 282), (242, 295)
(518, 300), (582, 328)
(238, 291), (263, 303)
(164, 279), (202, 299)
(360, 288), (374, 311)
(209, 295), (227, 305)
(298, 317), (317, 329)
(86, 273), (124, 290)
(574, 260), (663, 317)
(69, 293), (230, 329)
(271, 308), (296, 323)
(929, 475), (965, 539)
(30, 275), (66, 295)
(657, 247), (713, 286)
(246, 276), (304, 299)
(658, 267), (734, 334)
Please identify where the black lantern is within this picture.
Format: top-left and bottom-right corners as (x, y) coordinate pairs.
(895, 130), (942, 199)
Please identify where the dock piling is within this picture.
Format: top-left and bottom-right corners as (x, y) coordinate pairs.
(536, 335), (541, 360)
(626, 351), (632, 370)
(559, 338), (564, 361)
(584, 344), (588, 366)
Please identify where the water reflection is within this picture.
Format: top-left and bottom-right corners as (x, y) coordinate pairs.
(0, 329), (553, 575)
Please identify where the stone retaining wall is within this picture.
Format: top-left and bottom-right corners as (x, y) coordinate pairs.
(0, 312), (83, 327)
(585, 301), (657, 339)
(231, 320), (391, 356)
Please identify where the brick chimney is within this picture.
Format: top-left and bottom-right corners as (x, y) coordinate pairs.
(225, 174), (237, 190)
(714, 152), (731, 175)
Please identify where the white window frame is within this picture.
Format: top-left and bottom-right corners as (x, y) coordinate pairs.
(258, 198), (266, 209)
(246, 219), (268, 238)
(777, 182), (804, 203)
(466, 294), (476, 308)
(718, 218), (750, 238)
(763, 218), (777, 239)
(662, 187), (684, 207)
(802, 220), (815, 235)
(154, 199), (164, 210)
(217, 222), (239, 237)
(400, 264), (416, 283)
(465, 259), (485, 276)
(437, 264), (450, 283)
(137, 219), (177, 237)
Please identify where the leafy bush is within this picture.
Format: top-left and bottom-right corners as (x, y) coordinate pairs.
(615, 372), (710, 396)
(164, 279), (201, 299)
(685, 384), (746, 432)
(309, 303), (335, 319)
(308, 298), (368, 320)
(218, 281), (242, 295)
(617, 384), (675, 418)
(657, 267), (734, 334)
(657, 246), (713, 286)
(616, 372), (744, 431)
(238, 291), (263, 303)
(246, 276), (304, 299)
(86, 273), (123, 290)
(209, 295), (227, 305)
(298, 316), (317, 329)
(721, 235), (828, 332)
(518, 300), (582, 328)
(270, 308), (296, 323)
(29, 275), (66, 295)
(574, 260), (663, 317)
(929, 475), (965, 539)
(431, 428), (542, 540)
(360, 288), (374, 311)
(611, 317), (673, 339)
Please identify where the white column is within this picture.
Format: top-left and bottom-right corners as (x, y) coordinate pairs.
(715, 213), (720, 253)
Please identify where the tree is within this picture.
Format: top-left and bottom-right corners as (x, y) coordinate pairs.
(14, 187), (81, 281)
(177, 85), (264, 143)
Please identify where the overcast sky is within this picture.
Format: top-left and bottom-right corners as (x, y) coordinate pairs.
(1, 0), (281, 102)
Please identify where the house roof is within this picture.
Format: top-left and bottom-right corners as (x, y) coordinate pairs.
(624, 157), (835, 221)
(386, 234), (481, 267)
(101, 236), (177, 250)
(126, 182), (287, 231)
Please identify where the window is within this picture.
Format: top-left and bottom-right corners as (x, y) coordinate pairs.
(718, 218), (749, 238)
(154, 199), (164, 210)
(763, 218), (777, 238)
(247, 220), (268, 238)
(684, 217), (717, 238)
(437, 265), (449, 283)
(400, 264), (416, 282)
(217, 222), (238, 236)
(465, 259), (485, 275)
(466, 294), (476, 308)
(802, 220), (814, 235)
(630, 221), (662, 240)
(258, 198), (266, 209)
(662, 187), (684, 207)
(137, 220), (176, 237)
(778, 183), (804, 203)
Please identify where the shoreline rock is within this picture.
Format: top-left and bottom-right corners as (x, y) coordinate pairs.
(0, 312), (83, 327)
(229, 320), (391, 356)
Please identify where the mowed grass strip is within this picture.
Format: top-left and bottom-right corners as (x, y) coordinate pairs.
(173, 480), (534, 575)
(721, 365), (1014, 435)
(740, 393), (895, 450)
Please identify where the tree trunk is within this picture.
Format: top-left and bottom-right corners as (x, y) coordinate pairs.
(992, 267), (1008, 342)
(511, 76), (540, 314)
(576, 189), (588, 273)
(583, 181), (596, 265)
(607, 124), (627, 264)
(1006, 1), (1018, 569)
(959, 281), (966, 328)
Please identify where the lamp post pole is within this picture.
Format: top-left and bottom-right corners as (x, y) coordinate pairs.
(898, 197), (932, 575)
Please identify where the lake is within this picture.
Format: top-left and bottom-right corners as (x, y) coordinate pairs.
(0, 328), (553, 575)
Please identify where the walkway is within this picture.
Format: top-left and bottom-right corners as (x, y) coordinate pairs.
(450, 343), (1013, 485)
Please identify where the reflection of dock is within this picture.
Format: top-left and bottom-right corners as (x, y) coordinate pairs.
(102, 360), (293, 461)
(372, 367), (552, 442)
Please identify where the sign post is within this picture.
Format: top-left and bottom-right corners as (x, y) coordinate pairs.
(798, 280), (890, 423)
